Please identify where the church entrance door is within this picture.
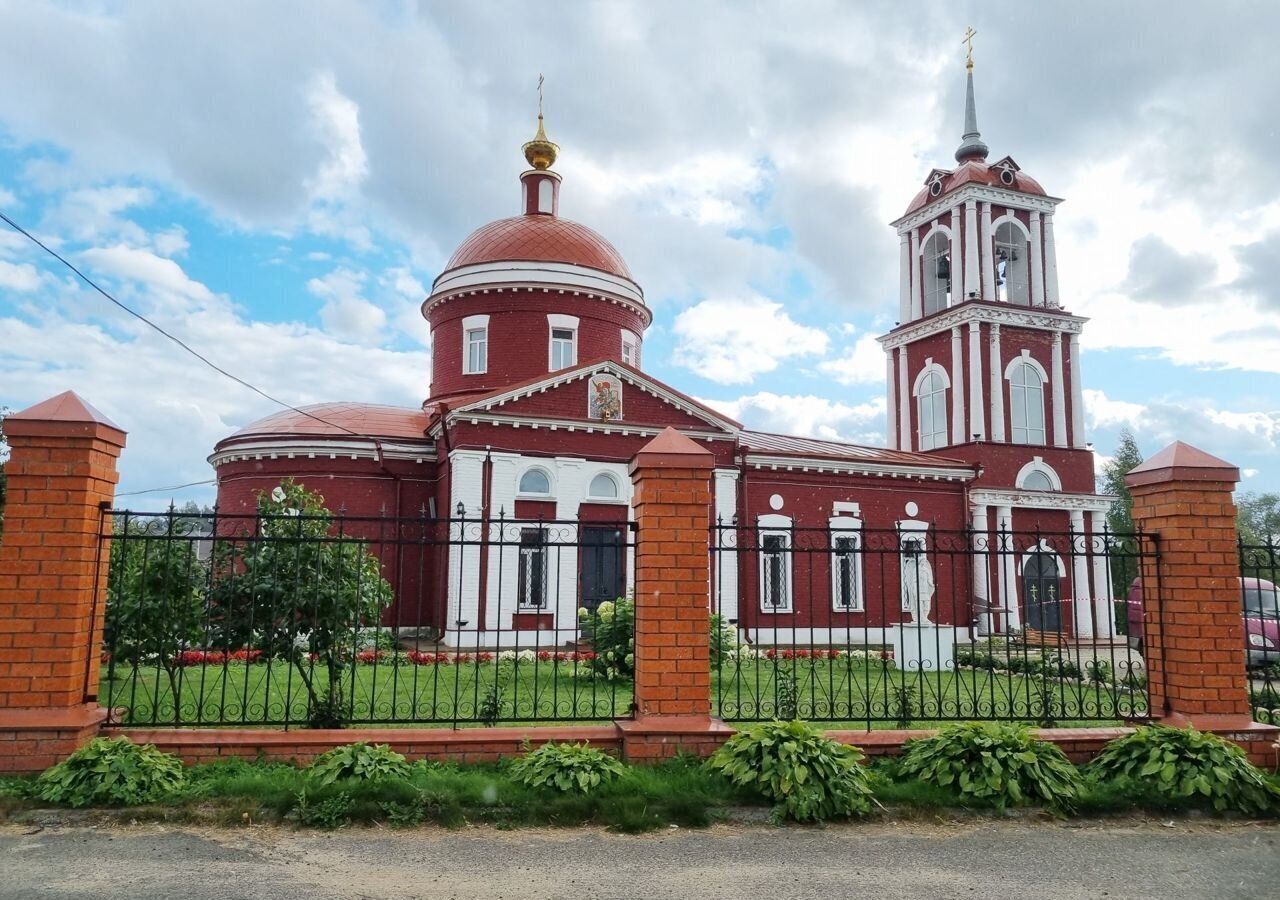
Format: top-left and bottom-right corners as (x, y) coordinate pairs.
(580, 526), (625, 612)
(1022, 552), (1062, 632)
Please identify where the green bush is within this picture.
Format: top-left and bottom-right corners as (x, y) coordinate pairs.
(307, 742), (411, 785)
(578, 598), (634, 679)
(707, 719), (875, 822)
(36, 737), (186, 807)
(710, 614), (739, 664)
(509, 742), (626, 794)
(896, 722), (1081, 812)
(1086, 659), (1114, 685)
(1089, 725), (1280, 815)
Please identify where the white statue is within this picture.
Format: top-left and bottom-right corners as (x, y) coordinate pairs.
(901, 539), (936, 623)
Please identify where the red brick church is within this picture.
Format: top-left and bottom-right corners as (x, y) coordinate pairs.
(209, 63), (1114, 654)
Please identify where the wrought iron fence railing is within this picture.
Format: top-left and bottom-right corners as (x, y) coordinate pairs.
(93, 507), (636, 728)
(1241, 536), (1280, 725)
(710, 522), (1157, 725)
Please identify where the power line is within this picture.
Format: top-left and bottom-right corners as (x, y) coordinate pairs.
(116, 478), (218, 498)
(0, 210), (368, 440)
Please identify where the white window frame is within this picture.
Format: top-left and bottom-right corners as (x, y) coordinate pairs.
(548, 314), (579, 371)
(621, 329), (640, 367)
(992, 217), (1032, 306)
(518, 526), (549, 610)
(517, 466), (554, 498)
(912, 360), (951, 451)
(919, 226), (953, 315)
(586, 471), (621, 502)
(757, 513), (792, 613)
(462, 314), (489, 375)
(829, 514), (864, 612)
(1016, 457), (1062, 491)
(1005, 352), (1049, 445)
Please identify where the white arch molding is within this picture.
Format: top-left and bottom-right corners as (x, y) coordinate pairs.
(1003, 350), (1050, 384)
(1019, 539), (1067, 577)
(911, 359), (953, 396)
(1016, 456), (1062, 491)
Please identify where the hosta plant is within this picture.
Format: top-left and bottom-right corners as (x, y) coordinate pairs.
(36, 737), (186, 807)
(896, 722), (1082, 812)
(1089, 725), (1280, 815)
(509, 741), (626, 794)
(707, 719), (875, 822)
(307, 741), (411, 785)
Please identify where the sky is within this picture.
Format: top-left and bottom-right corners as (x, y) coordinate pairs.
(1, 0), (1278, 508)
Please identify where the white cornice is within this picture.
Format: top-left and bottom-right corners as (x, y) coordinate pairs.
(442, 412), (734, 443)
(878, 303), (1088, 349)
(743, 453), (975, 482)
(892, 183), (1064, 232)
(444, 361), (742, 435)
(969, 488), (1111, 512)
(424, 261), (650, 325)
(209, 438), (436, 468)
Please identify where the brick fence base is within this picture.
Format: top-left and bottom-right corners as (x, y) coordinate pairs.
(0, 706), (109, 774)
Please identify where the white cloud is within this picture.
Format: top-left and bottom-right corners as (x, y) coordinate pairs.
(1084, 388), (1280, 463)
(307, 267), (386, 343)
(701, 391), (885, 445)
(818, 334), (884, 386)
(305, 71), (369, 201)
(673, 295), (828, 384)
(0, 187), (16, 206)
(0, 260), (41, 292)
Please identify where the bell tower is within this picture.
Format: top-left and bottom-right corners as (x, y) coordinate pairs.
(877, 36), (1091, 498)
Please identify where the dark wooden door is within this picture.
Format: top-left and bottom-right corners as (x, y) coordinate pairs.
(1023, 552), (1061, 631)
(580, 526), (625, 612)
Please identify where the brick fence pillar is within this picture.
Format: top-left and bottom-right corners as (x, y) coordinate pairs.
(1126, 441), (1278, 761)
(617, 427), (732, 761)
(0, 391), (126, 772)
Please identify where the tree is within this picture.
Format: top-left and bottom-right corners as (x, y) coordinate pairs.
(1098, 430), (1144, 606)
(103, 512), (209, 705)
(209, 479), (392, 727)
(1237, 492), (1280, 545)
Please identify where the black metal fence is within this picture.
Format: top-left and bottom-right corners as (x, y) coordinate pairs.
(710, 522), (1156, 725)
(1241, 536), (1280, 725)
(94, 506), (636, 728)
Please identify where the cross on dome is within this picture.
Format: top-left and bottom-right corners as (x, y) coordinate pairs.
(522, 74), (559, 170)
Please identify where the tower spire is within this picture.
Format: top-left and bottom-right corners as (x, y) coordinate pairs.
(954, 27), (989, 164)
(523, 73), (559, 170)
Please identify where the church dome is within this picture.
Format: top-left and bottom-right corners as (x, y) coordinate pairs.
(444, 214), (633, 280)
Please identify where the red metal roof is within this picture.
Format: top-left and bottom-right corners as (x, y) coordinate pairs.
(741, 431), (973, 468)
(221, 402), (432, 444)
(443, 214), (633, 280)
(903, 160), (1047, 216)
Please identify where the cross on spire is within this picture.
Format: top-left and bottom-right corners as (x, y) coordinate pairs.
(537, 73), (545, 119)
(962, 26), (977, 71)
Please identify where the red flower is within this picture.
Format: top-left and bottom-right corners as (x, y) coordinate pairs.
(355, 649), (385, 664)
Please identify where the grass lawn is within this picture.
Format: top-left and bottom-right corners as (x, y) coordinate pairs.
(100, 657), (1147, 727)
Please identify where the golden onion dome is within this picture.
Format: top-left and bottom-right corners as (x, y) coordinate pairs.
(522, 113), (558, 170)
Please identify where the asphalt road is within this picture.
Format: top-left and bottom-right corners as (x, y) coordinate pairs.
(2, 819), (1278, 900)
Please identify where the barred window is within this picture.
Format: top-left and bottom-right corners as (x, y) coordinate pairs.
(760, 532), (791, 612)
(518, 528), (548, 609)
(832, 534), (862, 610)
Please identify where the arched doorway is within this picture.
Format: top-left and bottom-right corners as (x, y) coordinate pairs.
(1022, 552), (1061, 631)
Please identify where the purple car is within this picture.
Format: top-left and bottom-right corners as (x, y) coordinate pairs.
(1126, 577), (1280, 668)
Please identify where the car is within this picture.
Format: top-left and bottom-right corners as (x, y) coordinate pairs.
(1126, 576), (1280, 668)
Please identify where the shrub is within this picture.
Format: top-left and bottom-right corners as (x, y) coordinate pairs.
(308, 742), (411, 785)
(509, 742), (626, 794)
(1086, 659), (1114, 685)
(36, 737), (186, 808)
(578, 598), (634, 680)
(710, 614), (739, 664)
(896, 722), (1081, 811)
(1088, 725), (1280, 815)
(707, 719), (875, 822)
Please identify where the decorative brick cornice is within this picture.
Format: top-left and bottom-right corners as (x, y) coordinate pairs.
(878, 301), (1087, 350)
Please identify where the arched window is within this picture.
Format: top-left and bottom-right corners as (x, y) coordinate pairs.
(993, 220), (1030, 305)
(587, 472), (619, 500)
(1021, 470), (1054, 491)
(913, 366), (949, 451)
(921, 230), (952, 315)
(1009, 361), (1046, 444)
(518, 468), (552, 496)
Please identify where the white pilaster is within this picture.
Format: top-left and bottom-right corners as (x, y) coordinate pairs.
(996, 505), (1020, 630)
(898, 233), (911, 324)
(951, 206), (962, 308)
(1069, 509), (1093, 639)
(988, 323), (1006, 441)
(1029, 210), (1045, 307)
(972, 504), (992, 634)
(909, 230), (922, 320)
(1043, 212), (1060, 308)
(886, 350), (898, 449)
(964, 199), (979, 302)
(968, 320), (985, 440)
(1051, 331), (1068, 448)
(446, 450), (487, 646)
(713, 469), (740, 625)
(897, 345), (911, 450)
(1069, 334), (1086, 448)
(980, 201), (995, 302)
(1090, 510), (1116, 639)
(950, 326), (965, 445)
